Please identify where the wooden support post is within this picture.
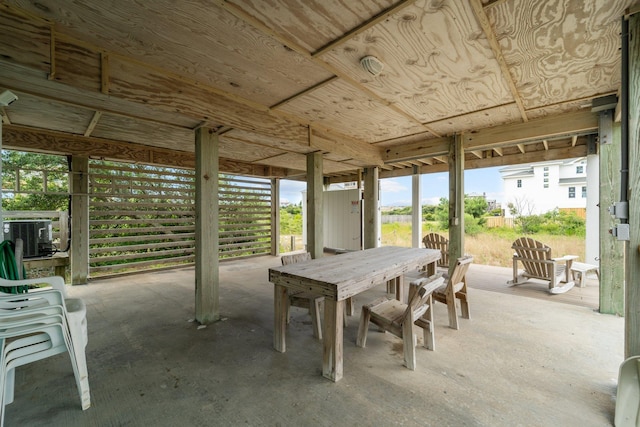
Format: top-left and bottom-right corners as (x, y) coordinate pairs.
(363, 167), (380, 249)
(599, 121), (624, 315)
(195, 128), (220, 324)
(70, 156), (89, 285)
(307, 152), (323, 259)
(626, 13), (640, 355)
(448, 135), (464, 275)
(412, 165), (422, 248)
(271, 178), (280, 256)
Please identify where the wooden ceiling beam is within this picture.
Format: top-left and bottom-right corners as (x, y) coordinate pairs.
(84, 111), (102, 137)
(0, 107), (10, 125)
(463, 110), (597, 150)
(2, 125), (294, 178)
(0, 5), (384, 167)
(378, 141), (588, 179)
(382, 136), (451, 163)
(469, 0), (528, 122)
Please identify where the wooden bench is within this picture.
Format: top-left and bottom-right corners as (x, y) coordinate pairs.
(570, 262), (599, 288)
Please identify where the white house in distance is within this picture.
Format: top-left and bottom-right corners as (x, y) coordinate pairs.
(500, 157), (588, 217)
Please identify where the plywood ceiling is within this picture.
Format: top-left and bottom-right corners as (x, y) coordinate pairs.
(0, 0), (636, 180)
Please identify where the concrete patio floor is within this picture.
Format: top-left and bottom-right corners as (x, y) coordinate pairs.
(6, 255), (623, 426)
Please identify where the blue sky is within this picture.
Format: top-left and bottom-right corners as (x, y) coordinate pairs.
(280, 166), (504, 207)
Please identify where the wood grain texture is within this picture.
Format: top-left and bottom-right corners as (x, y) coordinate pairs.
(0, 60), (202, 129)
(2, 125), (291, 177)
(425, 103), (522, 136)
(0, 4), (50, 72)
(91, 113), (193, 150)
(3, 91), (92, 135)
(9, 0), (332, 106)
(319, 0), (513, 123)
(487, 0), (630, 109)
(232, 0), (397, 53)
(278, 79), (424, 142)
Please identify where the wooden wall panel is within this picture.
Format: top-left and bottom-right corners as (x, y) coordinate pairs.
(319, 1), (513, 123)
(487, 0), (628, 109)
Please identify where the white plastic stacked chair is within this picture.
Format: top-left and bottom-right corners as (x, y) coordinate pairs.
(0, 274), (89, 425)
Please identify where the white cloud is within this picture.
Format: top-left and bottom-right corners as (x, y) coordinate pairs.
(380, 179), (408, 193)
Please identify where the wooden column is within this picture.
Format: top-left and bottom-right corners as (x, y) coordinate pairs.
(599, 121), (624, 315)
(70, 156), (89, 285)
(411, 165), (422, 248)
(306, 152), (323, 259)
(448, 135), (464, 275)
(363, 167), (380, 249)
(195, 128), (219, 324)
(627, 13), (640, 355)
(271, 178), (280, 256)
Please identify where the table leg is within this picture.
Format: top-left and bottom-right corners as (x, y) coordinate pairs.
(426, 261), (436, 277)
(274, 284), (288, 353)
(322, 299), (344, 382)
(394, 276), (404, 302)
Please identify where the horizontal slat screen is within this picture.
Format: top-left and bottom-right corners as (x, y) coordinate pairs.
(89, 161), (272, 277)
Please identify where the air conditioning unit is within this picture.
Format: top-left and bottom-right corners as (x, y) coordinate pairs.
(2, 220), (53, 258)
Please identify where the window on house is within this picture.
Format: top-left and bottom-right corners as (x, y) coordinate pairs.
(544, 172), (549, 177)
(569, 187), (575, 198)
(543, 178), (548, 183)
(544, 184), (549, 188)
(582, 186), (587, 198)
(517, 179), (522, 188)
(576, 166), (584, 174)
(544, 167), (549, 171)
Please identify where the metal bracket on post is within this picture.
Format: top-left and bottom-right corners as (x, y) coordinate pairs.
(592, 94), (617, 145)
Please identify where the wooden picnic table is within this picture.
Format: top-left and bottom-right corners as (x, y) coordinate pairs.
(269, 246), (440, 382)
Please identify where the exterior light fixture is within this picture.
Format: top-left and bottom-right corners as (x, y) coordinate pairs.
(360, 55), (383, 76)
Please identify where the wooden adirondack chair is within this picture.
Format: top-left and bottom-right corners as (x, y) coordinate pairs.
(507, 237), (578, 294)
(422, 232), (449, 270)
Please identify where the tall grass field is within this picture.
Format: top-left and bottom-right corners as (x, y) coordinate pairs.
(381, 223), (586, 268)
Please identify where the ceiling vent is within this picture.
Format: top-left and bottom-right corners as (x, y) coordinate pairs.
(360, 55), (383, 76)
